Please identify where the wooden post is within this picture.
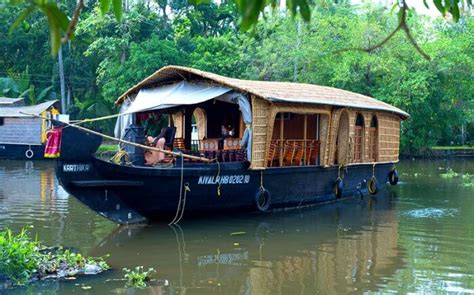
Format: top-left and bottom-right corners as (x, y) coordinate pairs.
(303, 114), (307, 165)
(279, 113), (284, 167)
(184, 108), (193, 150)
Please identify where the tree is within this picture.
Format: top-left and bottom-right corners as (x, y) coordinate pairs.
(5, 0), (473, 57)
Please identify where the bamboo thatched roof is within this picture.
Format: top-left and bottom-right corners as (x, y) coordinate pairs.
(115, 66), (409, 119)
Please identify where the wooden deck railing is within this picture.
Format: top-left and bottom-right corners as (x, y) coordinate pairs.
(268, 139), (320, 167)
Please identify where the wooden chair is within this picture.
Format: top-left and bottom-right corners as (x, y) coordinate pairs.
(173, 138), (186, 150)
(292, 140), (304, 166)
(306, 140), (320, 165)
(201, 138), (219, 151)
(223, 138), (241, 150)
(283, 140), (296, 166)
(267, 140), (277, 167)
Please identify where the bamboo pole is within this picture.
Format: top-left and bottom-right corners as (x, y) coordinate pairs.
(20, 112), (212, 163)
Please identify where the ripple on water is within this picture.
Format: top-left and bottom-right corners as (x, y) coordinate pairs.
(402, 208), (458, 219)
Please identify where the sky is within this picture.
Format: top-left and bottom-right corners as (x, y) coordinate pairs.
(351, 0), (442, 16)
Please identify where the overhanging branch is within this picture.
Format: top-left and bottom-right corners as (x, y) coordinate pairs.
(337, 0), (431, 60)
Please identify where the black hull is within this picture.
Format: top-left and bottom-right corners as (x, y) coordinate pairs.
(0, 144), (48, 160)
(56, 156), (396, 224)
(54, 126), (398, 224)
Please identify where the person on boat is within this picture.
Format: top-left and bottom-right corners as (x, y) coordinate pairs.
(144, 129), (167, 165)
(219, 116), (235, 149)
(144, 127), (175, 165)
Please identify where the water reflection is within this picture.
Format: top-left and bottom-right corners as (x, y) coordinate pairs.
(0, 160), (115, 251)
(87, 192), (402, 294)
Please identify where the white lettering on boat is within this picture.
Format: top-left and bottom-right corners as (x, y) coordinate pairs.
(198, 175), (250, 185)
(63, 164), (90, 172)
(0, 145), (5, 150)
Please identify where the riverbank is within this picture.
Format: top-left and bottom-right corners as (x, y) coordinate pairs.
(402, 146), (474, 159)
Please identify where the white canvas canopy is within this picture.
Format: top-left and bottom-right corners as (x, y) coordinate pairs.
(115, 81), (253, 160)
(124, 81), (232, 114)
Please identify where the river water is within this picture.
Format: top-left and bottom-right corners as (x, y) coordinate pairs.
(0, 159), (473, 294)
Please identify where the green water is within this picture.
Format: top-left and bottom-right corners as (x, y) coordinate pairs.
(0, 159), (473, 294)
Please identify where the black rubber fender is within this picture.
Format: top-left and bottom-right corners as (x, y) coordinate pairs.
(388, 169), (399, 185)
(368, 176), (378, 195)
(255, 188), (271, 212)
(334, 178), (343, 199)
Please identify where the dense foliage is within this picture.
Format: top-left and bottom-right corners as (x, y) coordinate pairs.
(0, 1), (472, 153)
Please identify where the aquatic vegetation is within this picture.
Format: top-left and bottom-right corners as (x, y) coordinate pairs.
(440, 168), (459, 178)
(438, 169), (474, 187)
(0, 228), (110, 288)
(0, 228), (40, 285)
(462, 173), (474, 187)
(123, 266), (156, 289)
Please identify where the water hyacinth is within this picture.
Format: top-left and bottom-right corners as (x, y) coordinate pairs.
(0, 228), (110, 289)
(123, 266), (156, 289)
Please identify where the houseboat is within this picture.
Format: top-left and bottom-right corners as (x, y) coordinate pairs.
(54, 66), (409, 224)
(0, 98), (61, 160)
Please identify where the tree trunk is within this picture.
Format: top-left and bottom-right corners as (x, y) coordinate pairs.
(293, 20), (301, 82)
(58, 46), (67, 113)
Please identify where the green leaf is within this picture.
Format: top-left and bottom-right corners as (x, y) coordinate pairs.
(100, 0), (111, 14)
(397, 7), (404, 23)
(37, 86), (53, 102)
(450, 3), (460, 21)
(238, 0), (265, 31)
(112, 0), (122, 21)
(188, 0), (211, 5)
(433, 0), (446, 15)
(44, 3), (70, 31)
(422, 0), (429, 9)
(299, 0), (310, 22)
(41, 8), (61, 56)
(389, 3), (398, 15)
(9, 6), (36, 35)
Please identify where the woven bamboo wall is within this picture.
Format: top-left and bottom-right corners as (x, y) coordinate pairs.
(377, 113), (400, 162)
(251, 96), (271, 169)
(318, 114), (330, 166)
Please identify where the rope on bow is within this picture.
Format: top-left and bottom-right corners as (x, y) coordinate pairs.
(260, 170), (265, 193)
(169, 153), (189, 225)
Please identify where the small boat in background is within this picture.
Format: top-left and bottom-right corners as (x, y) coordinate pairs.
(0, 98), (64, 160)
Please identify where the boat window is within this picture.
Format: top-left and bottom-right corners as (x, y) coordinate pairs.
(369, 115), (378, 162)
(0, 117), (3, 126)
(268, 113), (321, 167)
(354, 113), (365, 163)
(275, 112), (292, 120)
